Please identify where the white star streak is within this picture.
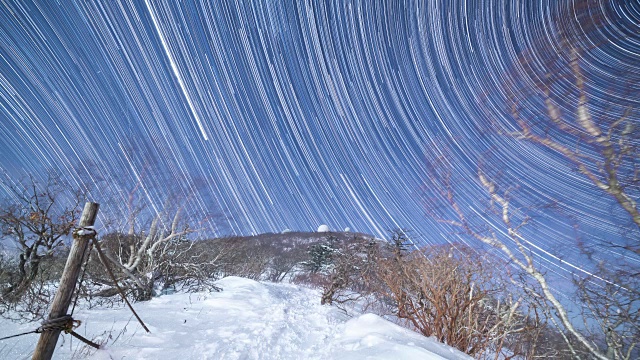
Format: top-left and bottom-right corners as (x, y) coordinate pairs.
(143, 0), (209, 141)
(0, 0), (637, 280)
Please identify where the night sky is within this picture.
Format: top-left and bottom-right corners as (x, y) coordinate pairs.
(0, 1), (638, 279)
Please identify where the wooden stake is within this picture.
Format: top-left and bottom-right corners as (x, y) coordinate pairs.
(32, 202), (99, 360)
(92, 239), (150, 332)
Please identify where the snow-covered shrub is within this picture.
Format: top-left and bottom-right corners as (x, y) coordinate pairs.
(303, 235), (339, 274)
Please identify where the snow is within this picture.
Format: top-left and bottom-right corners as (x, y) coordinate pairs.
(75, 226), (96, 236)
(0, 277), (471, 360)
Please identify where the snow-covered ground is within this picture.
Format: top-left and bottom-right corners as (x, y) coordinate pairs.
(0, 277), (471, 359)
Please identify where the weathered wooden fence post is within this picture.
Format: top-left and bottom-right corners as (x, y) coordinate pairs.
(32, 202), (99, 360)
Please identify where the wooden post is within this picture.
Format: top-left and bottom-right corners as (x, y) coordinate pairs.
(32, 202), (99, 360)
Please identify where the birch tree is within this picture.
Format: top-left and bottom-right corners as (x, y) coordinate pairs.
(431, 45), (638, 358)
(94, 181), (204, 301)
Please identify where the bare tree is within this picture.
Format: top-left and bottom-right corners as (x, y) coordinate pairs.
(503, 39), (638, 360)
(427, 156), (629, 359)
(87, 176), (207, 301)
(0, 173), (82, 305)
(508, 49), (639, 253)
(429, 76), (639, 357)
(423, 5), (639, 355)
(98, 204), (200, 300)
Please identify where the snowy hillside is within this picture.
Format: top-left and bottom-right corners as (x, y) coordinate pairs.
(1, 277), (471, 359)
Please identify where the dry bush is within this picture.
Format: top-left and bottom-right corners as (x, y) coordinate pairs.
(80, 235), (223, 306)
(574, 265), (640, 359)
(0, 246), (68, 321)
(205, 234), (314, 282)
(158, 239), (225, 293)
(379, 242), (527, 358)
(209, 237), (273, 280)
(266, 246), (306, 282)
(317, 230), (553, 359)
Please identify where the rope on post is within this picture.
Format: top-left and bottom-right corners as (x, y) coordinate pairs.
(36, 315), (79, 334)
(36, 315), (101, 349)
(0, 314), (101, 351)
(0, 315), (77, 342)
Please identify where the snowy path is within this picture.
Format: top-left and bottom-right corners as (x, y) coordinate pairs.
(161, 278), (341, 359)
(0, 277), (470, 359)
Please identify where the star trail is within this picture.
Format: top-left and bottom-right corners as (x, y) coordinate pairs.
(0, 0), (638, 279)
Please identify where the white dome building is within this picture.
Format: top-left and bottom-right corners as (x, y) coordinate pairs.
(317, 224), (330, 232)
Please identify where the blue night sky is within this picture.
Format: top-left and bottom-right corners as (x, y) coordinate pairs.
(0, 1), (638, 279)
